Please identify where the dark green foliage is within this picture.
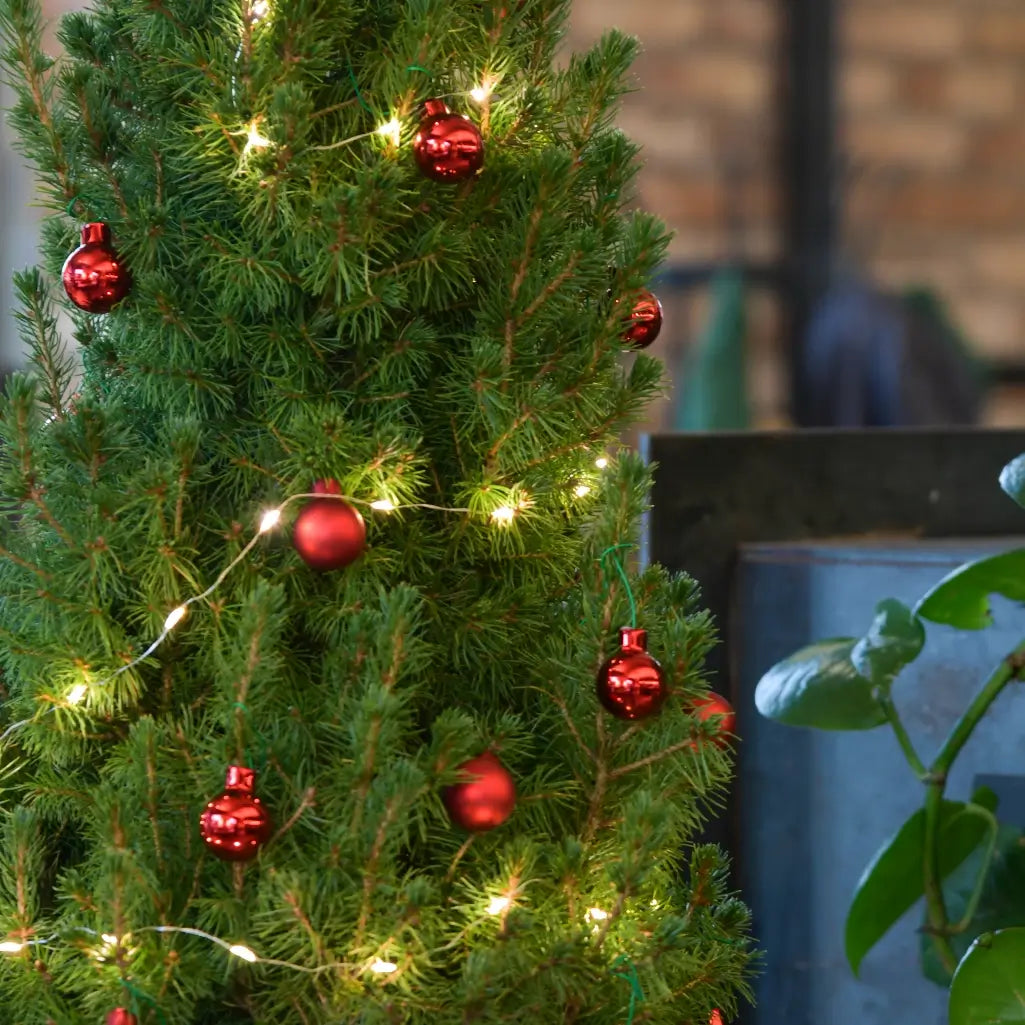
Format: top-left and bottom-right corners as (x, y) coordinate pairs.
(0, 1), (751, 1022)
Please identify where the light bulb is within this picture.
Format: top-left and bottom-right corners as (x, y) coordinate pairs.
(101, 933), (118, 945)
(573, 484), (591, 498)
(67, 684), (88, 705)
(487, 896), (511, 915)
(586, 907), (608, 922)
(491, 506), (516, 525)
(163, 606), (187, 631)
(370, 958), (398, 974)
(250, 0), (269, 17)
(470, 75), (496, 103)
(370, 499), (395, 512)
(229, 944), (258, 962)
(0, 941), (24, 953)
(245, 120), (271, 151)
(258, 508), (282, 533)
(595, 457), (609, 469)
(377, 119), (402, 146)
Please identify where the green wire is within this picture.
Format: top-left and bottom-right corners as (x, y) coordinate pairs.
(346, 61), (376, 116)
(610, 955), (644, 1025)
(405, 64), (431, 75)
(122, 979), (167, 1025)
(599, 544), (637, 628)
(65, 195), (80, 217)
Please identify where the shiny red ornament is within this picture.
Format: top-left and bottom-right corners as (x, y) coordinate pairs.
(691, 691), (736, 745)
(292, 479), (365, 571)
(106, 1009), (138, 1025)
(199, 765), (273, 862)
(596, 626), (667, 720)
(61, 223), (132, 313)
(443, 751), (516, 831)
(709, 1012), (725, 1025)
(621, 290), (663, 349)
(413, 99), (485, 182)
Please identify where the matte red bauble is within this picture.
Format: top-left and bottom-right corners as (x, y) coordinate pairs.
(692, 691), (736, 744)
(199, 766), (273, 862)
(443, 751), (516, 831)
(61, 223), (132, 313)
(621, 290), (663, 349)
(596, 627), (667, 720)
(106, 1009), (138, 1025)
(292, 479), (365, 571)
(413, 99), (484, 182)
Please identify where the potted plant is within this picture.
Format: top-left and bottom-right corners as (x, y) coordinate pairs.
(754, 452), (1025, 1025)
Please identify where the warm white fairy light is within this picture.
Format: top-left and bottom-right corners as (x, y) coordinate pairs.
(229, 943), (259, 962)
(487, 896), (512, 915)
(370, 499), (396, 512)
(470, 74), (498, 103)
(1, 489), (488, 748)
(245, 119), (272, 152)
(369, 958), (398, 974)
(586, 907), (608, 922)
(250, 0), (270, 18)
(0, 941), (24, 953)
(491, 505), (516, 525)
(377, 118), (402, 145)
(101, 933), (117, 945)
(573, 484), (591, 498)
(595, 456), (609, 469)
(163, 606), (187, 631)
(258, 508), (282, 533)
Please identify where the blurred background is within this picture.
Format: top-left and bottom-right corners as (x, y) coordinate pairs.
(4, 0), (1025, 431)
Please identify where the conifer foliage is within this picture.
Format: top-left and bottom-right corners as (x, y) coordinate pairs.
(0, 1), (752, 1022)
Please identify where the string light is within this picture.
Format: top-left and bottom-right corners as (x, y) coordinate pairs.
(229, 943), (258, 962)
(573, 484), (591, 498)
(595, 457), (609, 469)
(245, 119), (272, 152)
(491, 505), (516, 525)
(487, 896), (511, 915)
(0, 941), (24, 953)
(370, 499), (396, 512)
(66, 684), (88, 705)
(250, 0), (269, 18)
(470, 74), (498, 103)
(377, 118), (402, 145)
(586, 907), (608, 922)
(258, 508), (282, 533)
(369, 959), (398, 974)
(163, 606), (187, 631)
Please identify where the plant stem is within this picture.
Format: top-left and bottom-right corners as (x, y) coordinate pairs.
(920, 639), (1025, 979)
(877, 691), (928, 779)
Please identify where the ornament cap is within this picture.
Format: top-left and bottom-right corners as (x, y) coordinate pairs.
(422, 97), (450, 117)
(81, 222), (111, 246)
(618, 626), (648, 651)
(224, 765), (256, 794)
(311, 478), (342, 495)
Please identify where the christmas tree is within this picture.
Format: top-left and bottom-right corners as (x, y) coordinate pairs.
(0, 1), (752, 1022)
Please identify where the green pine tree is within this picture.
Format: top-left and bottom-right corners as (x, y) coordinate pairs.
(0, 1), (752, 1022)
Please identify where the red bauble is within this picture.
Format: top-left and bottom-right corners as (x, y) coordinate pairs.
(413, 99), (485, 182)
(443, 751), (516, 831)
(199, 765), (273, 862)
(621, 290), (663, 349)
(61, 223), (132, 314)
(691, 691), (736, 744)
(292, 479), (365, 571)
(106, 1009), (138, 1025)
(596, 626), (667, 720)
(709, 1012), (725, 1025)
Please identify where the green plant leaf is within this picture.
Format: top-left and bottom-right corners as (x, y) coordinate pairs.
(915, 550), (1025, 630)
(851, 598), (925, 687)
(845, 788), (999, 976)
(999, 453), (1025, 511)
(921, 825), (1025, 986)
(949, 928), (1025, 1025)
(754, 638), (886, 730)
